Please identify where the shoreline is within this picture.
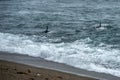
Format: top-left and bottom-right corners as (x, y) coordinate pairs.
(0, 51), (120, 80)
(0, 60), (96, 80)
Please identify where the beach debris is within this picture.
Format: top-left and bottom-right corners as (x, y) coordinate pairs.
(45, 78), (49, 80)
(27, 69), (31, 73)
(16, 72), (28, 75)
(14, 68), (17, 71)
(4, 68), (9, 70)
(36, 73), (41, 77)
(29, 78), (34, 80)
(57, 76), (63, 79)
(1, 67), (9, 71)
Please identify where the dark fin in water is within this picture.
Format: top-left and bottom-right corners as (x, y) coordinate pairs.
(99, 21), (102, 27)
(43, 26), (49, 33)
(96, 21), (102, 28)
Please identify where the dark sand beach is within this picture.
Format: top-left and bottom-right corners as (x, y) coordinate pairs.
(0, 52), (120, 80)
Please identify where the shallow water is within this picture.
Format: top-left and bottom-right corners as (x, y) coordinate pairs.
(0, 0), (120, 77)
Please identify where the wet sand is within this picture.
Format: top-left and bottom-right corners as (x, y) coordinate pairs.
(0, 51), (120, 80)
(0, 60), (97, 80)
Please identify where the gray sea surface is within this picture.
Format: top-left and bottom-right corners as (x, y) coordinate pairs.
(0, 0), (120, 77)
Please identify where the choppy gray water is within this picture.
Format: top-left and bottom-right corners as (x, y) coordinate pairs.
(0, 0), (120, 77)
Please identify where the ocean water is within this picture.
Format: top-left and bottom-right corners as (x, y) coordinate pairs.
(0, 0), (120, 77)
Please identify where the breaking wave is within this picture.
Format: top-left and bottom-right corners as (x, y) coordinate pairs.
(0, 32), (120, 77)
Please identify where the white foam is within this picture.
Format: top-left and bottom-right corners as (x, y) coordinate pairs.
(0, 32), (120, 77)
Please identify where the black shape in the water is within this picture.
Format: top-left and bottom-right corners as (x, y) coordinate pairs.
(75, 30), (80, 33)
(43, 26), (49, 33)
(96, 21), (102, 28)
